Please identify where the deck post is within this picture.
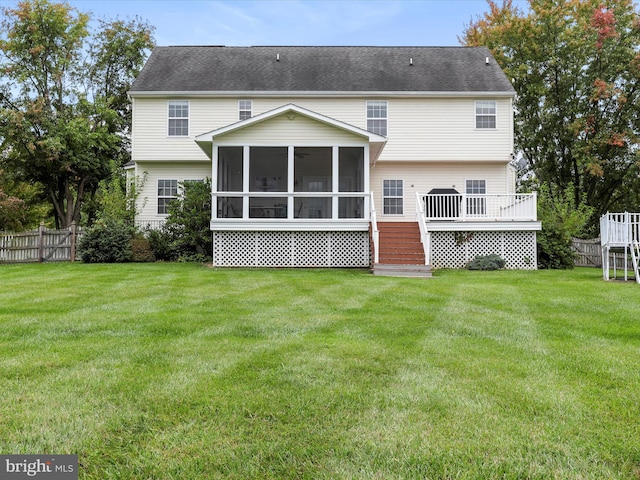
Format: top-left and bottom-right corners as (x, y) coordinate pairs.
(70, 222), (77, 262)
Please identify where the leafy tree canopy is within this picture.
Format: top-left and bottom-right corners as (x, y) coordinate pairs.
(462, 0), (640, 233)
(0, 168), (48, 230)
(0, 0), (155, 228)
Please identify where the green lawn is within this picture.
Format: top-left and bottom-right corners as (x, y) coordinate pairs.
(1, 263), (639, 479)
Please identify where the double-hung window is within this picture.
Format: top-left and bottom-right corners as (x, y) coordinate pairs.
(475, 100), (496, 129)
(168, 100), (189, 136)
(157, 179), (178, 214)
(367, 100), (388, 136)
(466, 179), (486, 216)
(383, 179), (403, 215)
(238, 100), (252, 120)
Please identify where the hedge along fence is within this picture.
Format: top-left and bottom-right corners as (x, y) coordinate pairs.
(0, 223), (82, 263)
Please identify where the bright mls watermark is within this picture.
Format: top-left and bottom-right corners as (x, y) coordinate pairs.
(1, 455), (77, 479)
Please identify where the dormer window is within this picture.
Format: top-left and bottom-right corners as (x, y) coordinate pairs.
(475, 100), (496, 129)
(366, 100), (387, 136)
(168, 100), (189, 136)
(239, 100), (252, 120)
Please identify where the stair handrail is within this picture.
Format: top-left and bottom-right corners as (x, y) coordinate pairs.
(369, 192), (379, 264)
(415, 192), (431, 265)
(631, 241), (640, 285)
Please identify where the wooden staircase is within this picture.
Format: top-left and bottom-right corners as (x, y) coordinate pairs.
(372, 222), (432, 278)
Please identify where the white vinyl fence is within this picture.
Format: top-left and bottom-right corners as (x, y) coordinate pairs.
(0, 223), (82, 263)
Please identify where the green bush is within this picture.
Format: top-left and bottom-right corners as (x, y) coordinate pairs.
(78, 219), (133, 263)
(536, 184), (593, 269)
(165, 179), (212, 261)
(145, 227), (176, 261)
(466, 254), (506, 270)
(145, 179), (212, 262)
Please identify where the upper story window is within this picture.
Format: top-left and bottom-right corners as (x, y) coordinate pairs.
(367, 100), (387, 136)
(475, 100), (496, 129)
(168, 100), (189, 136)
(239, 100), (252, 121)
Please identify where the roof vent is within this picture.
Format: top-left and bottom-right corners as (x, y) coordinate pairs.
(276, 53), (280, 62)
(485, 56), (489, 65)
(409, 58), (413, 66)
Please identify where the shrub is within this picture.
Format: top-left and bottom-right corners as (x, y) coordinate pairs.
(467, 254), (506, 270)
(536, 184), (593, 269)
(78, 219), (133, 263)
(130, 234), (155, 262)
(145, 227), (177, 261)
(144, 180), (213, 263)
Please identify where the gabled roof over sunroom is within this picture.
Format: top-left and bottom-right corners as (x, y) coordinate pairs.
(195, 103), (388, 162)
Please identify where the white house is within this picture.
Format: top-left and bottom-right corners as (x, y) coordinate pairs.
(128, 46), (541, 274)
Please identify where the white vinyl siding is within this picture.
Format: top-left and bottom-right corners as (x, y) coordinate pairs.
(214, 114), (365, 145)
(134, 162), (211, 226)
(132, 96), (513, 162)
(371, 162), (513, 221)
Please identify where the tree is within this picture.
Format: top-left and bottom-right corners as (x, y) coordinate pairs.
(536, 183), (593, 268)
(164, 179), (213, 261)
(92, 161), (144, 228)
(0, 0), (154, 228)
(0, 168), (48, 230)
(146, 180), (213, 262)
(462, 0), (640, 233)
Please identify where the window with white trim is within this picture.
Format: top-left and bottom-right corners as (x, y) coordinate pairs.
(157, 179), (178, 214)
(466, 179), (486, 216)
(475, 100), (496, 129)
(239, 100), (252, 120)
(168, 100), (189, 136)
(383, 179), (403, 215)
(367, 100), (387, 136)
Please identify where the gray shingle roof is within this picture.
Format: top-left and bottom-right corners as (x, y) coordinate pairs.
(130, 46), (514, 94)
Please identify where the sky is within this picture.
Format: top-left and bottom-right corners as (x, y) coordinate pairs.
(0, 0), (530, 47)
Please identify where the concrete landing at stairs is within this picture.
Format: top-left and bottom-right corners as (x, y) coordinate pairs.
(371, 263), (432, 278)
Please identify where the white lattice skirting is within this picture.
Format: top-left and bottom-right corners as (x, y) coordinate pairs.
(430, 231), (537, 270)
(213, 231), (371, 267)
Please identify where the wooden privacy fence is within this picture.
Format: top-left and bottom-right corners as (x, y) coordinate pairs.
(572, 237), (634, 270)
(572, 237), (602, 267)
(0, 223), (82, 263)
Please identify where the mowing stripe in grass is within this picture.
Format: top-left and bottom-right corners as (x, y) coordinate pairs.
(1, 264), (640, 478)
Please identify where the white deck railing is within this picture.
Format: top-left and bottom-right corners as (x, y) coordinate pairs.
(420, 193), (537, 222)
(415, 192), (431, 265)
(600, 212), (640, 246)
(369, 192), (379, 264)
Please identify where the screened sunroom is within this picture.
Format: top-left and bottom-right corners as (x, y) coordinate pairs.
(196, 104), (387, 231)
(194, 104), (387, 267)
(215, 145), (367, 222)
